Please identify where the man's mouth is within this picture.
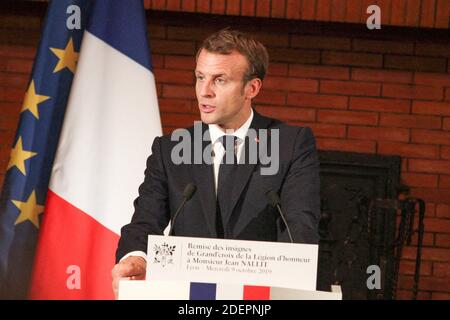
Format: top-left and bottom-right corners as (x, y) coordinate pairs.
(199, 104), (216, 113)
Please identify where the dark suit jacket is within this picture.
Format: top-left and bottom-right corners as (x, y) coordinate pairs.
(116, 110), (321, 262)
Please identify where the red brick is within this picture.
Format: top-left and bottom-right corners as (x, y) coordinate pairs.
(350, 97), (410, 113)
(211, 0), (226, 14)
(241, 0), (255, 16)
(409, 159), (450, 174)
(147, 24), (166, 39)
(442, 146), (450, 160)
(330, 0), (345, 22)
(166, 0), (181, 11)
(316, 0), (331, 21)
(410, 187), (450, 204)
(408, 232), (435, 247)
(166, 26), (209, 41)
(181, 0), (196, 12)
(289, 64), (349, 80)
(153, 68), (194, 85)
(306, 123), (346, 138)
(445, 88), (450, 102)
(379, 142), (439, 159)
(196, 0), (211, 13)
(0, 73), (28, 88)
(396, 289), (431, 300)
(226, 0), (241, 15)
(345, 0), (362, 23)
(380, 114), (441, 130)
(348, 126), (409, 142)
(440, 175), (450, 188)
(264, 77), (318, 93)
(435, 235), (450, 248)
(267, 63), (288, 76)
(420, 0), (437, 28)
(151, 0), (166, 10)
(151, 40), (195, 55)
(425, 203), (436, 217)
(432, 292), (450, 300)
(411, 129), (450, 146)
(268, 48), (320, 64)
(287, 93), (347, 109)
(5, 58), (33, 74)
(383, 84), (443, 101)
(316, 138), (376, 153)
(0, 86), (24, 102)
(402, 173), (439, 188)
(320, 80), (380, 97)
(291, 35), (350, 50)
(353, 38), (414, 54)
(286, 0), (301, 19)
(256, 105), (316, 122)
(165, 56), (195, 70)
(384, 55), (446, 73)
(255, 0), (271, 17)
(151, 55), (164, 68)
(405, 0), (421, 26)
(254, 90), (286, 105)
(158, 98), (192, 113)
(160, 112), (199, 128)
(399, 260), (432, 276)
(433, 262), (450, 278)
(402, 276), (450, 292)
(0, 45), (35, 59)
(248, 32), (290, 47)
(318, 110), (378, 125)
(390, 0), (407, 26)
(424, 218), (450, 233)
(403, 246), (450, 262)
(444, 118), (450, 130)
(322, 51), (382, 68)
(437, 204), (450, 218)
(412, 101), (450, 117)
(271, 0), (286, 18)
(435, 0), (450, 28)
(351, 68), (412, 84)
(416, 42), (450, 58)
(415, 72), (450, 87)
(162, 84), (196, 99)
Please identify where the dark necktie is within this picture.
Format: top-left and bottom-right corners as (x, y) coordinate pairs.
(216, 135), (238, 238)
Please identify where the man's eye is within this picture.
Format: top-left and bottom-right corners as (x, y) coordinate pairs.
(215, 78), (225, 84)
(196, 76), (204, 81)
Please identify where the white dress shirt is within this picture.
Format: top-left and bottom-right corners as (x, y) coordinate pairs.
(120, 109), (254, 263)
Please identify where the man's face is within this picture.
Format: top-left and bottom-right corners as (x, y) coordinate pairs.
(195, 49), (254, 130)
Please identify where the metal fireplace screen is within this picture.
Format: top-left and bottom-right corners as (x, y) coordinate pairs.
(316, 151), (401, 300)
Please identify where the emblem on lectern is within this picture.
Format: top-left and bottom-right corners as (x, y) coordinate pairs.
(153, 243), (176, 267)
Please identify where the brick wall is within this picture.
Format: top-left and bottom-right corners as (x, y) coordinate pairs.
(0, 7), (449, 299)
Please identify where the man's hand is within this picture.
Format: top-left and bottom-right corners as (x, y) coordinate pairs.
(111, 256), (146, 299)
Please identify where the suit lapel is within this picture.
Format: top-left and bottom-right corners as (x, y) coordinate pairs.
(223, 110), (273, 227)
(190, 124), (217, 237)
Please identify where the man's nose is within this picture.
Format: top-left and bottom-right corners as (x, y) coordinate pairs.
(200, 80), (215, 98)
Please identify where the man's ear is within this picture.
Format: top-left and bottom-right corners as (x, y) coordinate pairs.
(245, 78), (262, 100)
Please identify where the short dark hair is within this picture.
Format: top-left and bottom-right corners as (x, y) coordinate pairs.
(196, 28), (269, 83)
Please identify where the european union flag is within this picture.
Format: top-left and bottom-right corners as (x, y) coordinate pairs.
(0, 0), (92, 299)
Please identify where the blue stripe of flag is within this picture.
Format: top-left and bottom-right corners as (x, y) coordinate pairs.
(86, 0), (153, 71)
(190, 282), (217, 300)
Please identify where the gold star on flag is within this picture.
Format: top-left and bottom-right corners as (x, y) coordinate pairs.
(21, 80), (50, 119)
(7, 136), (38, 175)
(50, 37), (79, 73)
(12, 190), (44, 228)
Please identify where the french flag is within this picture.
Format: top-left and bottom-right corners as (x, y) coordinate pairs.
(29, 0), (161, 299)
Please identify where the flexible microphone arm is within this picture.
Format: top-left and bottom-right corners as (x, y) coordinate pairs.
(168, 183), (197, 236)
(266, 190), (294, 243)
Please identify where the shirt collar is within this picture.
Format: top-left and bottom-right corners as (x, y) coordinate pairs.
(208, 109), (254, 144)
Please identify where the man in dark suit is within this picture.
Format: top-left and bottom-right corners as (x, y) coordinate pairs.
(112, 29), (320, 297)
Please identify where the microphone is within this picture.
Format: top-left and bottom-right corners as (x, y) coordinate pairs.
(168, 183), (197, 236)
(266, 190), (294, 243)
